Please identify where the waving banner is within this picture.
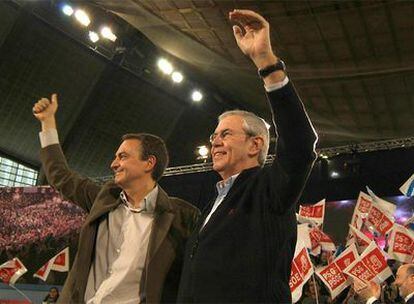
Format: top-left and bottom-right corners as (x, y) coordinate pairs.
(387, 224), (414, 263)
(34, 247), (69, 281)
(289, 244), (314, 303)
(0, 258), (27, 285)
(299, 199), (325, 225)
(344, 242), (392, 284)
(316, 244), (358, 299)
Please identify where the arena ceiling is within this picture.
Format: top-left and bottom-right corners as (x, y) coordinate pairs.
(0, 0), (413, 179)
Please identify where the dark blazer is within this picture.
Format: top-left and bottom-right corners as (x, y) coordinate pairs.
(40, 144), (200, 303)
(177, 82), (318, 303)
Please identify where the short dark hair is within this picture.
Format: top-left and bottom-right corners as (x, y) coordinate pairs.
(121, 133), (169, 181)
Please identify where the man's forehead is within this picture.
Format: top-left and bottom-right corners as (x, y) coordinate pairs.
(215, 115), (244, 132)
(116, 139), (141, 154)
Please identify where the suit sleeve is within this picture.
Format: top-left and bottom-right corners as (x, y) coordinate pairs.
(40, 144), (101, 212)
(266, 81), (318, 213)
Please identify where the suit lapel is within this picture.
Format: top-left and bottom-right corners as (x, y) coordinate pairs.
(85, 183), (121, 224)
(146, 187), (175, 265)
(199, 166), (260, 235)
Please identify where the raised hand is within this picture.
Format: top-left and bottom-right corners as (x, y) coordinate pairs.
(33, 93), (58, 122)
(229, 9), (277, 69)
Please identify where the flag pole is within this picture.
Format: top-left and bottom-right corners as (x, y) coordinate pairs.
(9, 284), (32, 303)
(312, 273), (320, 304)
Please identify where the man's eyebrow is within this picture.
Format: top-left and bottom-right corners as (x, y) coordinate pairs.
(115, 151), (128, 157)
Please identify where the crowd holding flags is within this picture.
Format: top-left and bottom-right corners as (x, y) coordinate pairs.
(0, 248), (69, 302)
(289, 179), (414, 303)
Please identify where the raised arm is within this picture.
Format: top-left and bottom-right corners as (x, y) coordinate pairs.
(33, 94), (101, 212)
(229, 9), (318, 212)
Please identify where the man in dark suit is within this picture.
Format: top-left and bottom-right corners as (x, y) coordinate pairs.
(33, 95), (199, 303)
(354, 263), (414, 304)
(177, 9), (318, 303)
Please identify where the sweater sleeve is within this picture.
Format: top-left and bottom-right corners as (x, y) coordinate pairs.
(266, 81), (318, 213)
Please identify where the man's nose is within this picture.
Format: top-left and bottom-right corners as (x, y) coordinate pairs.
(111, 159), (119, 171)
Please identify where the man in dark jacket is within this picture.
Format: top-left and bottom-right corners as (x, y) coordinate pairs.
(177, 9), (318, 303)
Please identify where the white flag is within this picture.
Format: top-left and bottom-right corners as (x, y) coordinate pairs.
(400, 173), (414, 197)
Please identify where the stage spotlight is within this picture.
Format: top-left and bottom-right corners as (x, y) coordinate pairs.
(101, 26), (117, 42)
(196, 145), (209, 161)
(330, 171), (339, 178)
(171, 71), (183, 83)
(191, 90), (203, 102)
(75, 9), (90, 26)
(62, 4), (74, 16)
(88, 31), (99, 43)
(157, 58), (173, 75)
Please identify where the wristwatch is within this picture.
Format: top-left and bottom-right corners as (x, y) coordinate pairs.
(258, 60), (286, 78)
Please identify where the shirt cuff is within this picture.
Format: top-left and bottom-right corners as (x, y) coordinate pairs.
(39, 129), (59, 148)
(366, 296), (378, 304)
(264, 76), (289, 92)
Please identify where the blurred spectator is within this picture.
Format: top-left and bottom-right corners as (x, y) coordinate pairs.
(42, 287), (59, 303)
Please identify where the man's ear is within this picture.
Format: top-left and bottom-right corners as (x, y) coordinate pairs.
(145, 155), (157, 173)
(248, 136), (264, 158)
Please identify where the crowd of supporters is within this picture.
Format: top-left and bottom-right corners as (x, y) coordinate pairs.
(298, 249), (405, 303)
(0, 187), (85, 252)
(0, 187), (85, 284)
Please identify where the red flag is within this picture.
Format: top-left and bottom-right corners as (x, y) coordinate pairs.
(0, 258), (27, 285)
(344, 242), (392, 284)
(34, 247), (69, 281)
(387, 224), (414, 263)
(289, 244), (314, 303)
(299, 199), (325, 225)
(316, 244), (358, 299)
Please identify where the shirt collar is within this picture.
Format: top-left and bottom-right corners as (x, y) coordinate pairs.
(120, 186), (158, 213)
(405, 291), (414, 303)
(216, 173), (240, 197)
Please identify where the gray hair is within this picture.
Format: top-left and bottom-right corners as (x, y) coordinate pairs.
(218, 110), (270, 166)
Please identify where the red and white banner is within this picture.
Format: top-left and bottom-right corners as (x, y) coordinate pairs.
(366, 204), (394, 236)
(387, 224), (414, 263)
(309, 227), (336, 252)
(297, 223), (312, 250)
(289, 244), (314, 303)
(346, 210), (364, 246)
(366, 187), (397, 216)
(344, 242), (392, 284)
(354, 192), (373, 215)
(348, 224), (372, 253)
(0, 258), (27, 285)
(34, 247), (69, 281)
(299, 199), (325, 225)
(316, 244), (358, 299)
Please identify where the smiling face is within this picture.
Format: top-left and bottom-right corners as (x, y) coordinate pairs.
(211, 115), (260, 180)
(110, 139), (153, 188)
